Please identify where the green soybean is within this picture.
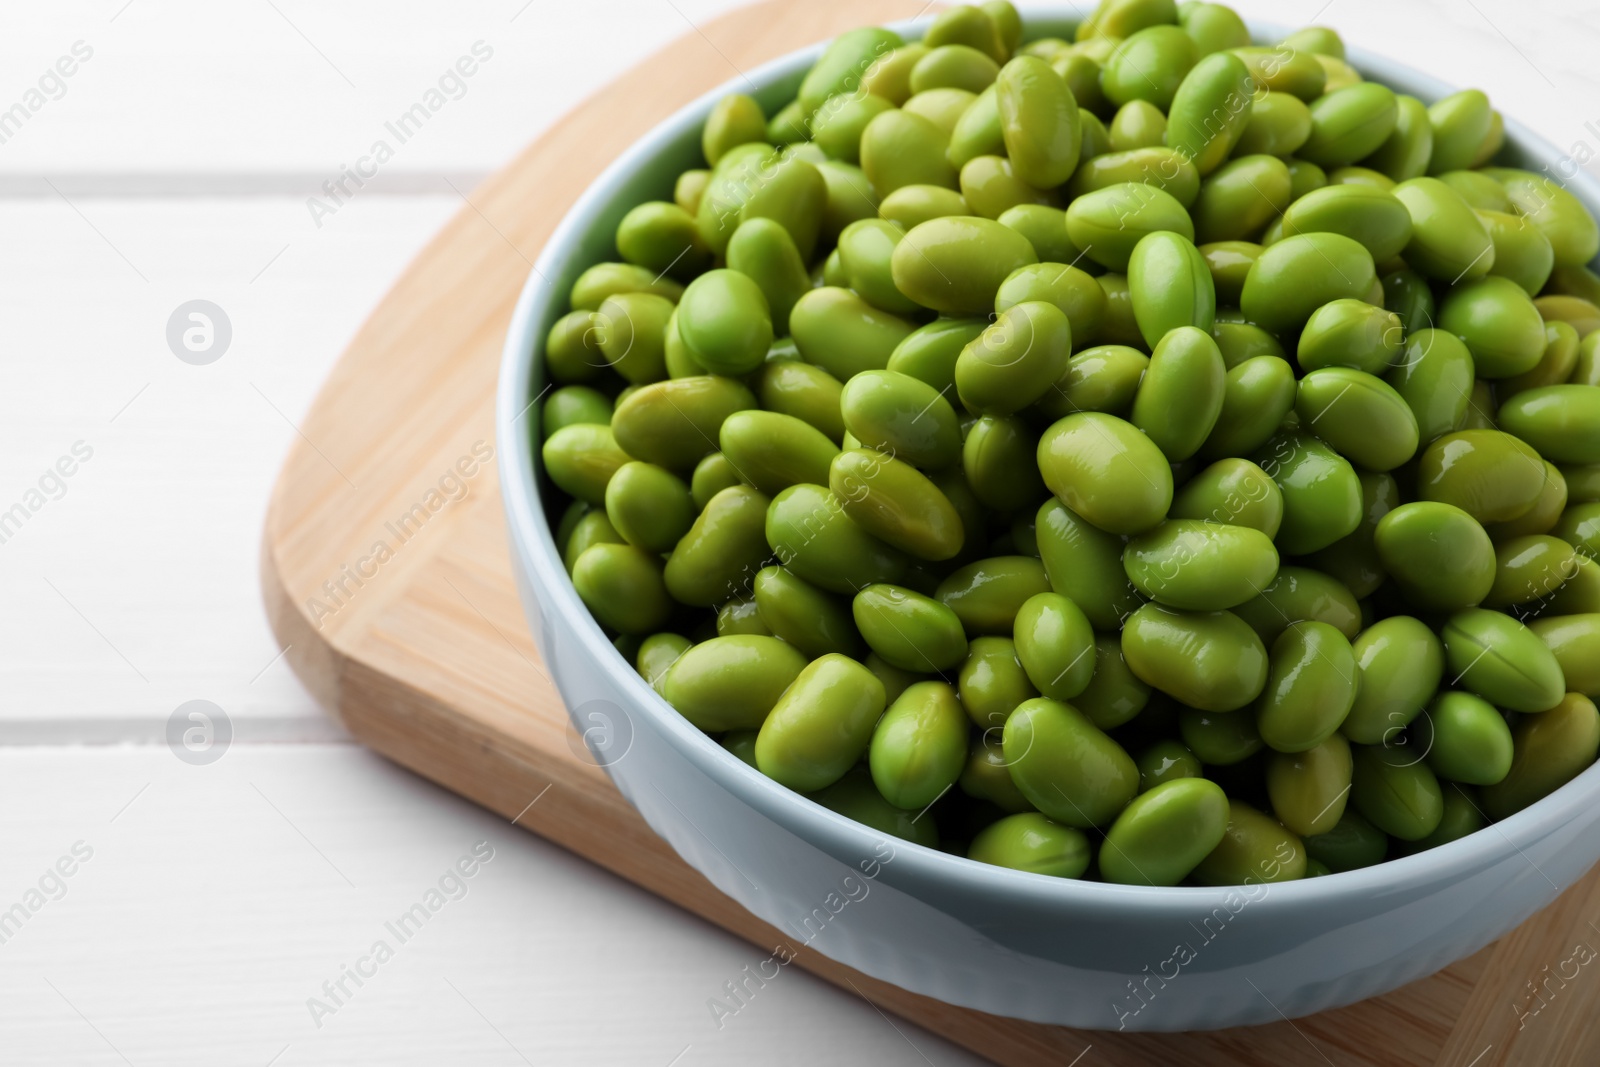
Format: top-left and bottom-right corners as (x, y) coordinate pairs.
(869, 681), (969, 809)
(968, 813), (1091, 876)
(755, 654), (887, 792)
(1003, 698), (1139, 827)
(663, 635), (808, 731)
(853, 583), (968, 672)
(1254, 621), (1358, 753)
(1442, 608), (1567, 712)
(1100, 777), (1230, 885)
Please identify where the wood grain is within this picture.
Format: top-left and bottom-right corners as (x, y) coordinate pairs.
(260, 2), (1600, 1062)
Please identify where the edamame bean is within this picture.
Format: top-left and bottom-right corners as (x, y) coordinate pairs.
(1365, 93), (1433, 183)
(617, 201), (711, 280)
(1131, 326), (1226, 461)
(1101, 777), (1230, 885)
(1351, 743), (1444, 841)
(996, 55), (1082, 188)
(571, 262), (684, 311)
(1255, 622), (1358, 752)
(1487, 168), (1600, 269)
(753, 566), (862, 658)
(879, 184), (970, 227)
(810, 766), (940, 848)
(1485, 536), (1579, 609)
(997, 263), (1108, 343)
(543, 386), (612, 440)
(956, 301), (1073, 415)
(1300, 83), (1397, 167)
(663, 635), (809, 731)
(1382, 267), (1437, 335)
(860, 109), (958, 196)
(1128, 232), (1216, 349)
(1279, 185), (1413, 264)
(1392, 177), (1496, 283)
(1414, 691), (1514, 786)
(1040, 345), (1149, 419)
(1303, 809), (1387, 872)
(1374, 501), (1495, 611)
(1102, 25), (1198, 111)
(1200, 355), (1296, 461)
(869, 681), (968, 809)
(611, 376), (756, 472)
(755, 654), (886, 792)
(605, 461), (695, 554)
(1438, 276), (1547, 380)
(1124, 519), (1279, 610)
(959, 155), (1053, 219)
(854, 583), (968, 672)
(1231, 566), (1363, 645)
(1170, 458), (1284, 537)
(1499, 386), (1600, 465)
(831, 448), (965, 561)
(1036, 499), (1146, 630)
(1136, 738), (1201, 790)
(767, 483), (908, 594)
(1066, 183), (1194, 271)
(563, 510), (624, 574)
(839, 369), (962, 469)
(544, 423), (631, 505)
(891, 216), (1039, 314)
(1295, 367), (1417, 471)
(719, 598), (768, 640)
(959, 734), (1035, 812)
(1296, 299), (1404, 376)
(1233, 91), (1312, 158)
(1239, 233), (1377, 336)
(1442, 608), (1566, 712)
(1231, 45), (1325, 101)
(790, 287), (917, 380)
(997, 204), (1084, 264)
(1108, 100), (1169, 152)
(1037, 413), (1175, 535)
(1483, 693), (1600, 818)
(1014, 592), (1096, 700)
(1529, 614), (1600, 697)
(938, 556), (1051, 635)
(968, 813), (1091, 876)
(1342, 616), (1446, 745)
(1191, 155), (1292, 243)
(1191, 801), (1307, 885)
(1266, 734), (1352, 836)
(1416, 429), (1546, 524)
(756, 360), (846, 444)
(1166, 51), (1254, 174)
(571, 542), (672, 635)
(1252, 432), (1362, 555)
(1003, 698), (1139, 827)
(887, 318), (988, 395)
(720, 410), (839, 495)
(959, 635), (1037, 727)
(963, 416), (1047, 510)
(1386, 329), (1475, 444)
(1122, 603), (1268, 711)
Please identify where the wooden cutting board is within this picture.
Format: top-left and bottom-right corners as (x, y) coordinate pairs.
(260, 3), (1600, 1062)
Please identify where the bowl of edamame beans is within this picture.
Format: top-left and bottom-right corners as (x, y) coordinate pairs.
(498, 0), (1600, 1030)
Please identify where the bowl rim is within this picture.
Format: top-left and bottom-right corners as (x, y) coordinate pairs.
(498, 8), (1600, 917)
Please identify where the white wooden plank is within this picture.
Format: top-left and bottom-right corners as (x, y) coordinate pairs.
(0, 2), (1591, 180)
(0, 197), (464, 734)
(0, 745), (986, 1067)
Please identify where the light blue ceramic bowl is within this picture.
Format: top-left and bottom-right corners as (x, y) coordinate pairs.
(498, 11), (1600, 1031)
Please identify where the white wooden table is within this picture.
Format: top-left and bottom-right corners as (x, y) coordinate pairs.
(2, 1), (1595, 1062)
